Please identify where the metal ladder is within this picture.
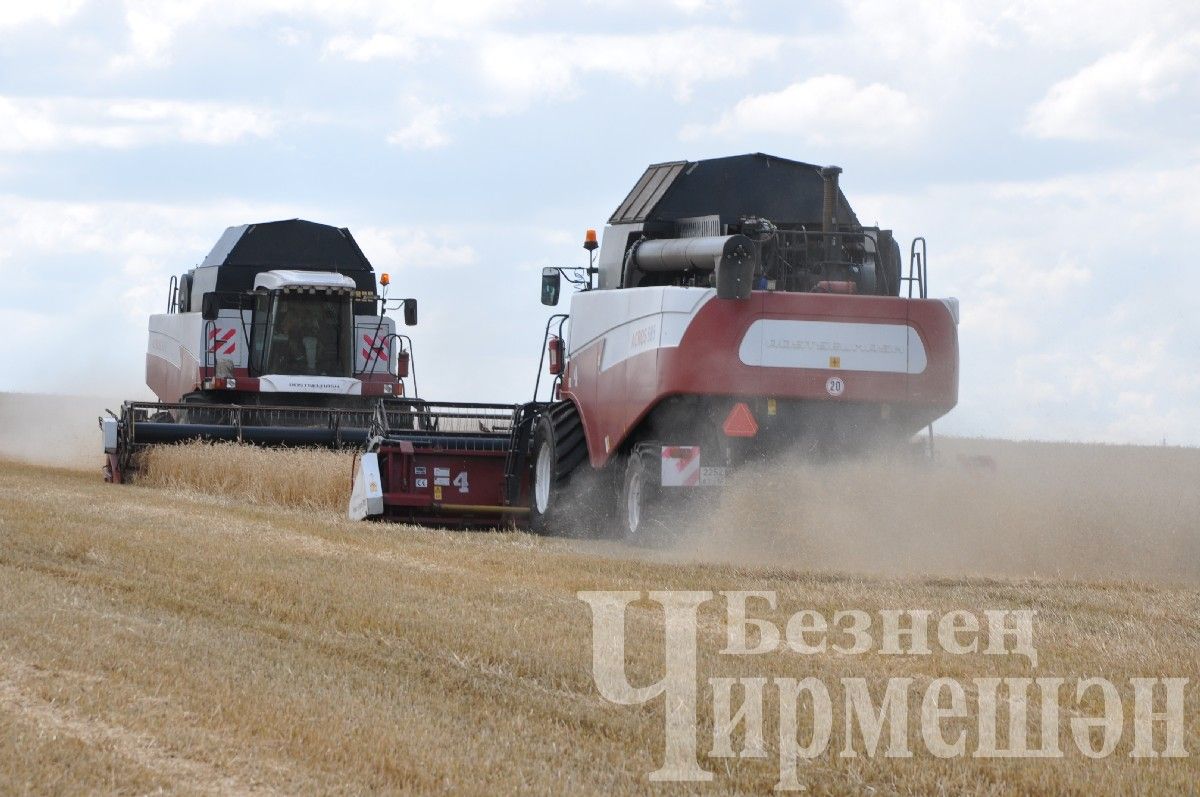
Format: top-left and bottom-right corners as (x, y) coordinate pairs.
(902, 237), (934, 455)
(901, 237), (928, 299)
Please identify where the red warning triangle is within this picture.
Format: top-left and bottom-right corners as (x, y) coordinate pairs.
(722, 402), (758, 438)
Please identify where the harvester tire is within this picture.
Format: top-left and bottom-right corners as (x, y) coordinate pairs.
(529, 403), (591, 536)
(620, 449), (663, 545)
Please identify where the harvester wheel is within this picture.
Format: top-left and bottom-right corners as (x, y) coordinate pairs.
(529, 403), (592, 536)
(620, 449), (663, 545)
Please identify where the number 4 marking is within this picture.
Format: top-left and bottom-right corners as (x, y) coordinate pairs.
(453, 471), (469, 494)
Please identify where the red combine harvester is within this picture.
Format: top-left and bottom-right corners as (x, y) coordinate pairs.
(352, 153), (959, 539)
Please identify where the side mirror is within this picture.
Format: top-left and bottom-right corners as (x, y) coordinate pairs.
(541, 268), (561, 306)
(201, 292), (219, 320)
(403, 299), (418, 327)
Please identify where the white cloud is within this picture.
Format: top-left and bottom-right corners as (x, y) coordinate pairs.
(274, 26), (309, 47)
(840, 0), (1001, 65)
(349, 26), (790, 143)
(0, 96), (277, 151)
(670, 0), (726, 11)
(386, 104), (452, 150)
(1000, 0), (1200, 50)
(354, 226), (477, 270)
(1025, 34), (1200, 141)
(854, 160), (1200, 444)
(324, 32), (417, 62)
(687, 74), (923, 148)
(107, 0), (527, 69)
(0, 0), (86, 28)
(111, 0), (207, 70)
(478, 29), (785, 107)
(839, 1), (1199, 72)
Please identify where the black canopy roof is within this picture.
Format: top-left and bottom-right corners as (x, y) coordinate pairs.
(194, 219), (378, 314)
(609, 153), (860, 229)
(201, 219), (375, 272)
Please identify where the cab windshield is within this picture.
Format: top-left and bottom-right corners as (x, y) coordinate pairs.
(255, 292), (353, 377)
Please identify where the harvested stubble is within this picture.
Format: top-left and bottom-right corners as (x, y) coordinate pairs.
(0, 458), (1198, 795)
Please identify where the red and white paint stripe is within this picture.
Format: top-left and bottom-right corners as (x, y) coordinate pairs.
(361, 334), (388, 364)
(661, 446), (700, 487)
(208, 327), (236, 355)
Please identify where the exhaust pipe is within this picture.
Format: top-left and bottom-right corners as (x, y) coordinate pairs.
(632, 234), (757, 300)
(821, 165), (842, 260)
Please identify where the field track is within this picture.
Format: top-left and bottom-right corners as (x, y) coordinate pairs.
(1, 457), (1197, 795)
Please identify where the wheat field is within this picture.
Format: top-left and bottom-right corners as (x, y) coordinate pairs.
(138, 442), (354, 512)
(0, 393), (1198, 794)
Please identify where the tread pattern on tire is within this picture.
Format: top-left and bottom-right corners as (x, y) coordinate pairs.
(546, 402), (587, 484)
(529, 401), (589, 536)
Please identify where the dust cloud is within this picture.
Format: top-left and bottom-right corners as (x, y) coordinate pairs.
(0, 392), (123, 470)
(667, 437), (1200, 584)
(5, 390), (1197, 585)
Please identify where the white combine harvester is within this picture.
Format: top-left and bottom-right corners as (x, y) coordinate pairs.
(102, 219), (418, 482)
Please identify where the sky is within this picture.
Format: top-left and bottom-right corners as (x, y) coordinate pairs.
(1, 0), (1197, 444)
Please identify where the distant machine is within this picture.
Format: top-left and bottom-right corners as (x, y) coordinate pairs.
(102, 219), (417, 483)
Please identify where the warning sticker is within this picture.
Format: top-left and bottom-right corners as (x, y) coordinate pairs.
(434, 485), (442, 500)
(661, 446), (701, 487)
(415, 478), (428, 489)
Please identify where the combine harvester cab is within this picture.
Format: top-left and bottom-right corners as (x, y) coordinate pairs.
(520, 153), (960, 539)
(103, 219), (419, 482)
